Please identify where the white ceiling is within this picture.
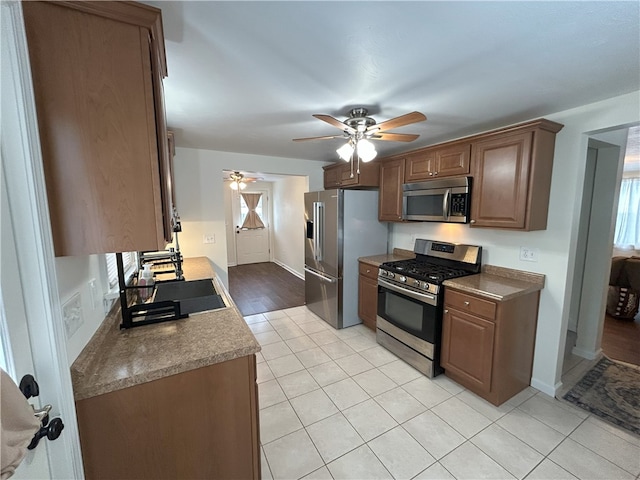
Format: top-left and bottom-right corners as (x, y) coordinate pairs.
(145, 1), (639, 163)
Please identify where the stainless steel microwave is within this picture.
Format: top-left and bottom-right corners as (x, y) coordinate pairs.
(402, 177), (471, 223)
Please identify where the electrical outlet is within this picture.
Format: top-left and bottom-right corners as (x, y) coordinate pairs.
(203, 234), (216, 244)
(63, 293), (83, 339)
(88, 278), (100, 310)
(519, 246), (539, 262)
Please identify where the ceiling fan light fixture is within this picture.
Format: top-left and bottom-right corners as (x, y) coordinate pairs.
(337, 142), (354, 162)
(357, 139), (377, 163)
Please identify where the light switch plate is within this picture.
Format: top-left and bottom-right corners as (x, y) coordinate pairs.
(203, 234), (216, 244)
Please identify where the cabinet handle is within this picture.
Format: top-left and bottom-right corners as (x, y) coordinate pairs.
(464, 301), (470, 306)
(428, 172), (433, 176)
(470, 220), (476, 224)
(434, 172), (438, 176)
(444, 309), (448, 314)
(366, 269), (370, 273)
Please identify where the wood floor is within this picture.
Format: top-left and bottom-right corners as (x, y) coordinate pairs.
(601, 312), (640, 366)
(228, 262), (305, 316)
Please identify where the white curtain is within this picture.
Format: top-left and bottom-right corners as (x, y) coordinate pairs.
(614, 177), (640, 249)
(241, 192), (265, 229)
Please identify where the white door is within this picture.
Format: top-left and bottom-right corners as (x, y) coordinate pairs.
(1, 3), (82, 477)
(233, 189), (270, 265)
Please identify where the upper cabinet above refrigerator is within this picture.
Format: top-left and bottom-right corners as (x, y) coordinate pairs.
(22, 1), (173, 256)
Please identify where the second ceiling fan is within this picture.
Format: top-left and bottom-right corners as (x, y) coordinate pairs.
(293, 107), (427, 164)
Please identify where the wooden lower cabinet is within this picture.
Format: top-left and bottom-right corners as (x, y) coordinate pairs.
(441, 288), (539, 405)
(75, 355), (260, 479)
(358, 261), (379, 330)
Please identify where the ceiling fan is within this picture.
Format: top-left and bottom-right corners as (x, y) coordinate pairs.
(225, 171), (261, 190)
(293, 107), (427, 165)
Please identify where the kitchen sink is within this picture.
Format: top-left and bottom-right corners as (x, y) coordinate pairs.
(153, 279), (226, 314)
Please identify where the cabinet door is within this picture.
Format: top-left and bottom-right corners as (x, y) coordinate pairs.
(358, 274), (379, 330)
(441, 308), (495, 394)
(405, 151), (434, 182)
(379, 158), (405, 222)
(339, 163), (359, 186)
(323, 165), (340, 188)
(23, 2), (166, 256)
(434, 143), (471, 177)
(470, 132), (532, 229)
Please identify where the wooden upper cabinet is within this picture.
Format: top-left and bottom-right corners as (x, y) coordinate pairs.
(323, 160), (380, 189)
(379, 157), (406, 222)
(405, 142), (471, 182)
(470, 120), (563, 230)
(22, 1), (170, 256)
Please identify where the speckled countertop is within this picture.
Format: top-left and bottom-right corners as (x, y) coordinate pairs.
(358, 248), (415, 267)
(70, 257), (260, 401)
(443, 265), (545, 301)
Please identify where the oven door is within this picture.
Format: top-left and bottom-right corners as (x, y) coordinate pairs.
(377, 278), (441, 344)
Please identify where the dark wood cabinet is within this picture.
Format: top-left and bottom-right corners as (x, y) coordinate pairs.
(23, 1), (172, 256)
(441, 288), (540, 405)
(358, 261), (379, 330)
(378, 157), (406, 222)
(405, 142), (471, 182)
(470, 120), (563, 230)
(76, 354), (260, 479)
(323, 160), (380, 189)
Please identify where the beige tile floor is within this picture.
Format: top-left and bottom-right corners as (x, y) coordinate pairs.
(245, 307), (640, 480)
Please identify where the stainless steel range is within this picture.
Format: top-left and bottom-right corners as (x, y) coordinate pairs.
(377, 239), (482, 377)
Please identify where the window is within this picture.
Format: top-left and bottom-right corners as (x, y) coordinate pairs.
(239, 192), (265, 229)
(613, 126), (640, 250)
(105, 252), (136, 289)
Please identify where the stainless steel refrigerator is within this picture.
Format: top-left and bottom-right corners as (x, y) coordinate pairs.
(304, 189), (388, 329)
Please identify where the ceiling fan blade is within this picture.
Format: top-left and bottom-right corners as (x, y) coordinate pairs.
(293, 134), (345, 142)
(372, 132), (420, 142)
(313, 114), (356, 134)
(367, 111), (427, 133)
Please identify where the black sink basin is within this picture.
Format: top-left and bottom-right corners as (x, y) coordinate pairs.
(154, 279), (226, 314)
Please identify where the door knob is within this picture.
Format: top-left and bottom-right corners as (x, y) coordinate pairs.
(28, 417), (64, 450)
(19, 374), (39, 399)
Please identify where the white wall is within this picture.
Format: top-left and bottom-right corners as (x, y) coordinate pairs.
(54, 256), (108, 363)
(272, 176), (308, 278)
(173, 147), (327, 287)
(389, 91), (640, 396)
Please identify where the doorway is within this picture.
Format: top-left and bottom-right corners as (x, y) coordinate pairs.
(233, 188), (270, 265)
(563, 125), (638, 381)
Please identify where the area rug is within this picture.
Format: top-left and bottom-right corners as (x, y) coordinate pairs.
(563, 357), (640, 436)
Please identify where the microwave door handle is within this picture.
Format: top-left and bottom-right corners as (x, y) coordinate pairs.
(443, 188), (451, 221)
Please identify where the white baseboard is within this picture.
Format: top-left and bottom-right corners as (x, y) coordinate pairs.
(571, 346), (602, 360)
(273, 259), (304, 280)
(530, 377), (562, 397)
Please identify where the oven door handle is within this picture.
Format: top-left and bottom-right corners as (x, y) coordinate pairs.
(378, 278), (438, 306)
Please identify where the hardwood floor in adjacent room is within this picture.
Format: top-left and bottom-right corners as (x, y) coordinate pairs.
(228, 262), (305, 316)
(601, 313), (640, 366)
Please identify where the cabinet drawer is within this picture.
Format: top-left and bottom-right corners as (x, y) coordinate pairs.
(445, 289), (496, 320)
(359, 262), (379, 280)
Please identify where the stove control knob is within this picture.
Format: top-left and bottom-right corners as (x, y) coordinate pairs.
(413, 279), (421, 287)
(388, 272), (395, 279)
(379, 270), (386, 276)
(399, 276), (407, 283)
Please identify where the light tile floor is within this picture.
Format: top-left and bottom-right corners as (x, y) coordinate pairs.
(246, 307), (640, 480)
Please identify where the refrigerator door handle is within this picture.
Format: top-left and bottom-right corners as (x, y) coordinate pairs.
(304, 267), (336, 283)
(313, 201), (324, 262)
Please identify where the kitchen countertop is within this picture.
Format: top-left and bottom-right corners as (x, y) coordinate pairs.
(359, 248), (415, 267)
(443, 265), (545, 302)
(70, 257), (260, 401)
